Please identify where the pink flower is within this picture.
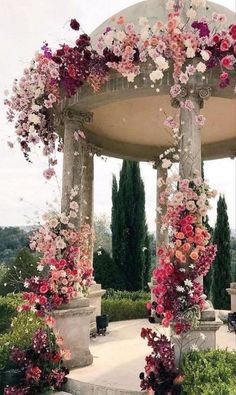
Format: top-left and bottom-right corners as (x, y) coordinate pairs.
(220, 72), (229, 81)
(220, 39), (230, 52)
(180, 99), (194, 111)
(220, 55), (235, 70)
(43, 168), (55, 180)
(170, 84), (181, 98)
(195, 114), (206, 127)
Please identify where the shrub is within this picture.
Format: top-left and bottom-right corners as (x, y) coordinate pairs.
(101, 299), (148, 322)
(0, 248), (39, 296)
(104, 288), (149, 301)
(182, 349), (236, 395)
(0, 294), (23, 334)
(0, 311), (44, 370)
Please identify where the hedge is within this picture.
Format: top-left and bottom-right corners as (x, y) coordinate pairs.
(182, 349), (236, 395)
(101, 299), (148, 322)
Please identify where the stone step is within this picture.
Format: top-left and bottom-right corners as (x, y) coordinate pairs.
(65, 378), (143, 395)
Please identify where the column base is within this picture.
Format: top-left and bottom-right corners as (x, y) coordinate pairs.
(88, 283), (106, 333)
(226, 283), (236, 312)
(170, 314), (222, 366)
(53, 298), (95, 369)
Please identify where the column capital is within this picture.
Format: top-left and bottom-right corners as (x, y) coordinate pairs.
(55, 108), (93, 131)
(171, 85), (211, 109)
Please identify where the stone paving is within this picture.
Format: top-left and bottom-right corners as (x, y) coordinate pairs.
(64, 318), (236, 395)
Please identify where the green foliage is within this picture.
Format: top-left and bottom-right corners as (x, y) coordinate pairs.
(0, 248), (39, 296)
(0, 227), (29, 264)
(104, 288), (149, 301)
(111, 161), (151, 291)
(101, 299), (148, 322)
(0, 294), (23, 334)
(182, 349), (236, 395)
(211, 195), (232, 309)
(93, 249), (119, 289)
(0, 311), (44, 369)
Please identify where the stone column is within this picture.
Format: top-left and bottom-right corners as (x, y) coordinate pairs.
(170, 85), (222, 362)
(80, 146), (106, 332)
(149, 162), (168, 320)
(61, 109), (93, 227)
(54, 109), (95, 369)
(155, 162), (168, 266)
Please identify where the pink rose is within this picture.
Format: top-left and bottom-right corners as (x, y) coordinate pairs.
(220, 39), (230, 52)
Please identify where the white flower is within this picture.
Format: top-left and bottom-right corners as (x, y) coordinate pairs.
(24, 280), (29, 288)
(186, 9), (197, 19)
(28, 113), (41, 125)
(176, 286), (185, 293)
(37, 264), (44, 272)
(161, 158), (172, 169)
(56, 237), (66, 250)
(200, 50), (210, 61)
(200, 333), (206, 341)
(196, 62), (207, 73)
(127, 73), (136, 82)
(140, 29), (150, 40)
(190, 344), (199, 351)
(49, 217), (59, 228)
(184, 279), (193, 288)
(115, 31), (126, 42)
(155, 56), (169, 71)
(191, 0), (206, 7)
(103, 31), (114, 46)
(60, 213), (69, 224)
(150, 69), (164, 82)
(186, 47), (196, 58)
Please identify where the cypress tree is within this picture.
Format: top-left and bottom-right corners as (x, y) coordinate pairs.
(201, 161), (214, 297)
(112, 160), (148, 291)
(211, 195), (232, 309)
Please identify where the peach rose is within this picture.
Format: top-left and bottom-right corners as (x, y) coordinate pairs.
(190, 250), (199, 260)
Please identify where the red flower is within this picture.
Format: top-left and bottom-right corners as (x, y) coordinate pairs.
(212, 34), (220, 43)
(230, 24), (236, 39)
(26, 366), (41, 381)
(70, 19), (80, 31)
(39, 284), (49, 294)
(220, 39), (230, 52)
(220, 72), (229, 81)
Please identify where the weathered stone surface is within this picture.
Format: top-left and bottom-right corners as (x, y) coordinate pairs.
(88, 283), (106, 332)
(53, 298), (95, 369)
(226, 283), (236, 312)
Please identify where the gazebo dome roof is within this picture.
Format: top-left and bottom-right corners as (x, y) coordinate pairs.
(61, 1), (236, 162)
(91, 0), (235, 42)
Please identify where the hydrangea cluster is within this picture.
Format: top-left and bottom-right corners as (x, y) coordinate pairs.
(147, 174), (217, 333)
(5, 2), (236, 176)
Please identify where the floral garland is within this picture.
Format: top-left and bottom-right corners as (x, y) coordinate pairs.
(146, 174), (217, 333)
(4, 1), (236, 177)
(4, 189), (93, 394)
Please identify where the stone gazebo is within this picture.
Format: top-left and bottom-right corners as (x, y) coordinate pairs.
(56, 0), (236, 369)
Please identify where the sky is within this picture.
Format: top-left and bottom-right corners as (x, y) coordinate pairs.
(0, 0), (235, 233)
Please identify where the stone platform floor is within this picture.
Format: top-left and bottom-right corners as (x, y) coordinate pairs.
(65, 318), (236, 394)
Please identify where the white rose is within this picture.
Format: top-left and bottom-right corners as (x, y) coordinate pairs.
(150, 69), (164, 82)
(115, 31), (126, 41)
(200, 50), (210, 61)
(186, 47), (196, 58)
(196, 62), (207, 73)
(127, 73), (136, 82)
(155, 55), (169, 70)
